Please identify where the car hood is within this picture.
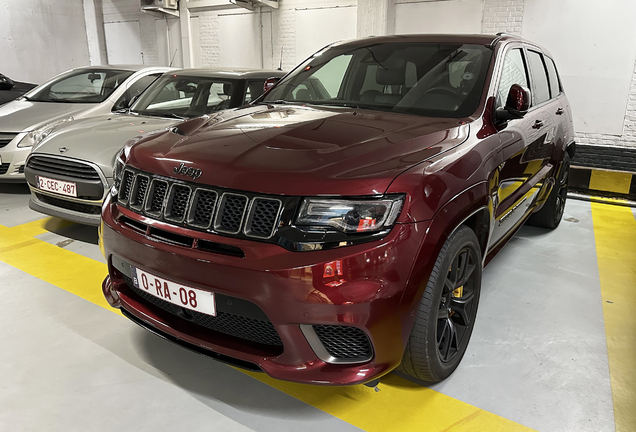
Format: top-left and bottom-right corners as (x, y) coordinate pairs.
(32, 114), (179, 177)
(0, 99), (95, 133)
(127, 105), (470, 196)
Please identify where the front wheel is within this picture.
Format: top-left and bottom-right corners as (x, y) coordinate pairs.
(398, 226), (482, 383)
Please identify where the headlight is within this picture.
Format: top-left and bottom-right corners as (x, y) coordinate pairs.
(295, 196), (404, 233)
(112, 148), (126, 193)
(17, 116), (74, 148)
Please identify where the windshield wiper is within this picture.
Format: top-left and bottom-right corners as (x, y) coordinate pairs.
(163, 113), (187, 119)
(305, 101), (362, 109)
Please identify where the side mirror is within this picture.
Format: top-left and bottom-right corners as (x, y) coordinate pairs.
(0, 74), (15, 91)
(496, 84), (531, 121)
(263, 77), (280, 94)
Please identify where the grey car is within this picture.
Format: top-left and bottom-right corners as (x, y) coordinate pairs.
(0, 65), (173, 181)
(25, 68), (286, 226)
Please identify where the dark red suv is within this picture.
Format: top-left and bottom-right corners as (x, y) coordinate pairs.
(100, 34), (574, 385)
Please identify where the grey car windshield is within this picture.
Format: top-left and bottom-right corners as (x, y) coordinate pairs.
(262, 43), (493, 118)
(131, 75), (238, 119)
(26, 69), (133, 103)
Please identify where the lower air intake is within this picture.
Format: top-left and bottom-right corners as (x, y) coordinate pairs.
(313, 325), (373, 362)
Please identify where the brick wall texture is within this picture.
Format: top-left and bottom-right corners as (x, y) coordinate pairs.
(481, 0), (524, 35)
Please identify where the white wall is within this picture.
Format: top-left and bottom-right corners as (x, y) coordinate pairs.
(522, 0), (636, 136)
(395, 0), (484, 35)
(101, 0), (159, 65)
(295, 6), (357, 64)
(218, 11), (273, 69)
(0, 0), (90, 83)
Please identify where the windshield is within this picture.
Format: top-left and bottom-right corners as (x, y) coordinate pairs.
(26, 69), (133, 103)
(131, 74), (238, 118)
(263, 43), (493, 118)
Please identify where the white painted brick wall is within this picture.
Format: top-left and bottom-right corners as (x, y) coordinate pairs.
(196, 11), (220, 68)
(101, 0), (158, 65)
(193, 1), (355, 70)
(272, 0), (356, 71)
(481, 0), (524, 35)
(575, 59), (636, 149)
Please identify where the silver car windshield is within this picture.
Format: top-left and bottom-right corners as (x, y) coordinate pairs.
(26, 69), (134, 103)
(262, 43), (493, 118)
(131, 75), (239, 119)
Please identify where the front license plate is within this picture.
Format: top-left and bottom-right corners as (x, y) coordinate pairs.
(131, 266), (216, 316)
(36, 175), (77, 197)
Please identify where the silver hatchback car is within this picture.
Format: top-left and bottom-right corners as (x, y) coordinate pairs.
(25, 69), (286, 225)
(0, 65), (173, 181)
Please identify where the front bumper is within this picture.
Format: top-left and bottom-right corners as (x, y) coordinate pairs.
(101, 195), (430, 385)
(28, 187), (103, 226)
(0, 134), (29, 181)
(24, 153), (111, 226)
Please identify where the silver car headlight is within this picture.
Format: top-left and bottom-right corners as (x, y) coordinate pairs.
(17, 116), (74, 148)
(112, 148), (126, 193)
(295, 196), (404, 233)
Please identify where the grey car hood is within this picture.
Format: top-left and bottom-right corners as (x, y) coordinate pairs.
(0, 99), (95, 133)
(32, 113), (179, 177)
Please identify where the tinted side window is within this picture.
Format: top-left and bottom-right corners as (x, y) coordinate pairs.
(497, 48), (529, 109)
(545, 57), (561, 99)
(527, 50), (550, 105)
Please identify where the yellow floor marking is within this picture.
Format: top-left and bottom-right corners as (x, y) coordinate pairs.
(241, 371), (533, 431)
(592, 203), (636, 431)
(589, 170), (632, 195)
(0, 218), (116, 314)
(0, 217), (534, 431)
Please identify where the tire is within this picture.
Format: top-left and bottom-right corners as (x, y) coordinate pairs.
(527, 153), (570, 229)
(398, 225), (482, 383)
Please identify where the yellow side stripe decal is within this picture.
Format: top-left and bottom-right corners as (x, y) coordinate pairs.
(591, 203), (636, 431)
(0, 217), (534, 431)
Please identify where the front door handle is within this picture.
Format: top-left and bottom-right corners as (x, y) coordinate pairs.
(532, 120), (544, 129)
(556, 108), (564, 115)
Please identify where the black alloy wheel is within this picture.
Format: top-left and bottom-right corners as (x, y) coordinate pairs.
(398, 225), (482, 383)
(436, 246), (479, 363)
(527, 152), (570, 229)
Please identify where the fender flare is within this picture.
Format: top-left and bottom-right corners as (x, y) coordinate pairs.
(396, 182), (492, 344)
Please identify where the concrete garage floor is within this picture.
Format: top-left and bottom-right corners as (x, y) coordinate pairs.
(0, 182), (634, 432)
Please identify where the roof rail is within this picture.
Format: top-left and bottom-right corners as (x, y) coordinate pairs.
(491, 32), (524, 47)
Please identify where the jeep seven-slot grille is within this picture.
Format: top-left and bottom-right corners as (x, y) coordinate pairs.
(124, 276), (283, 348)
(27, 155), (101, 181)
(118, 168), (282, 239)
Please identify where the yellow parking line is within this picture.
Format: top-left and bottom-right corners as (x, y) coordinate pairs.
(0, 218), (116, 314)
(591, 203), (636, 431)
(589, 170), (632, 195)
(0, 218), (534, 432)
(242, 371), (532, 431)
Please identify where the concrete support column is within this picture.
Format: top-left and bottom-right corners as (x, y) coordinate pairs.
(356, 0), (395, 38)
(83, 0), (107, 65)
(180, 0), (194, 68)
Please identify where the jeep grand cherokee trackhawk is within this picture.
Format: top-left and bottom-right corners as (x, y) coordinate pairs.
(100, 34), (574, 386)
